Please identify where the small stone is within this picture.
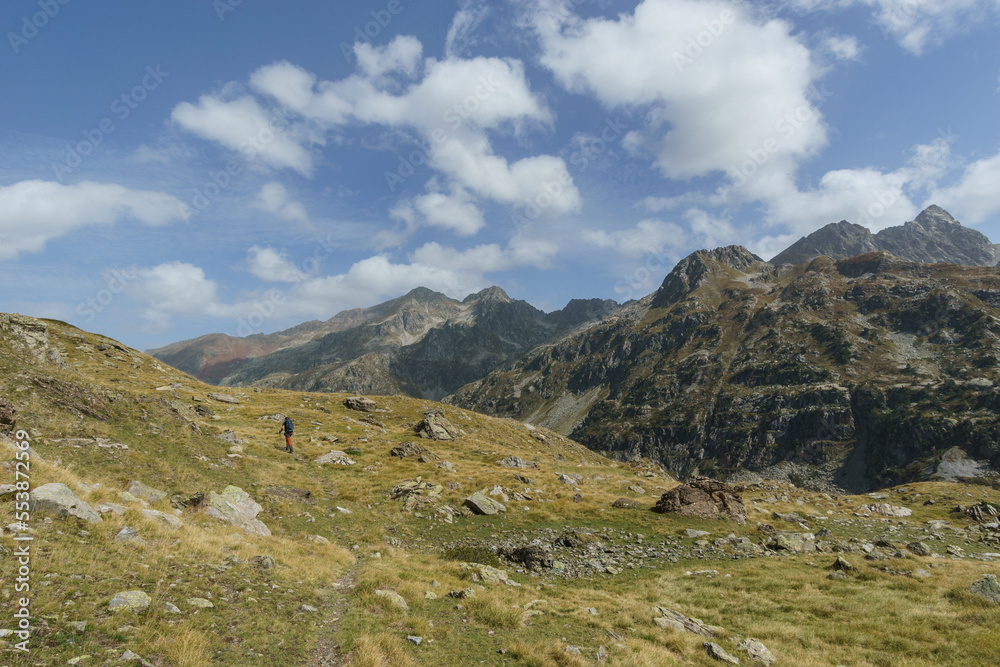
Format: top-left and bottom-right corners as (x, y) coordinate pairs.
(163, 603), (181, 614)
(737, 637), (775, 665)
(302, 604), (318, 612)
(406, 636), (423, 645)
(67, 656), (91, 665)
(704, 641), (740, 664)
(375, 589), (409, 610)
(67, 621), (87, 633)
(187, 598), (214, 609)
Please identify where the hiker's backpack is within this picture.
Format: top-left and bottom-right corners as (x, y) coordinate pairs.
(283, 417), (294, 434)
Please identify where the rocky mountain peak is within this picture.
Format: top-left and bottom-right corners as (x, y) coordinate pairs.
(914, 204), (959, 227)
(464, 285), (512, 304)
(771, 205), (997, 268)
(651, 245), (765, 309)
(400, 286), (453, 304)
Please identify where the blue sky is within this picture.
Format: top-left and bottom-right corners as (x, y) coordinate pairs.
(1, 0), (999, 350)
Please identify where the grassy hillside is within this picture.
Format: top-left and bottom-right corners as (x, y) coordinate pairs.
(2, 314), (1000, 666)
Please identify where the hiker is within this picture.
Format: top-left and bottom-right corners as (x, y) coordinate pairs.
(280, 416), (294, 453)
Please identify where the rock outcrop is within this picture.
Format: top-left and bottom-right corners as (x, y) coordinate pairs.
(30, 483), (102, 523)
(652, 477), (747, 524)
(203, 486), (271, 536)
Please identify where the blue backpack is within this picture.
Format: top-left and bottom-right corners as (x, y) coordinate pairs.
(283, 417), (294, 434)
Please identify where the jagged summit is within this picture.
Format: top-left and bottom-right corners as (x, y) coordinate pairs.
(463, 285), (511, 304)
(771, 205), (998, 267)
(651, 245), (766, 309)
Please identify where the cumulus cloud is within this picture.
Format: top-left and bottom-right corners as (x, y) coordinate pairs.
(125, 262), (227, 328)
(125, 236), (558, 330)
(583, 219), (687, 258)
(413, 188), (485, 236)
(0, 180), (190, 260)
(252, 182), (310, 225)
(175, 35), (581, 231)
(171, 87), (318, 175)
(247, 246), (311, 283)
(533, 0), (827, 188)
(824, 34), (861, 60)
(930, 149), (1000, 224)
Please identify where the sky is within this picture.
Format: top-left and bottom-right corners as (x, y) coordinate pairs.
(1, 0), (999, 351)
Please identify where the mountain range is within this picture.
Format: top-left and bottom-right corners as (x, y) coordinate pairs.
(151, 205), (1000, 490)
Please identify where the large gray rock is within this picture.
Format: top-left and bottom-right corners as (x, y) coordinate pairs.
(968, 574), (1000, 605)
(496, 456), (537, 469)
(204, 486), (271, 536)
(464, 492), (506, 515)
(737, 638), (776, 665)
(127, 481), (167, 504)
(108, 590), (151, 613)
(343, 396), (377, 412)
(863, 503), (912, 517)
(315, 450), (356, 466)
(704, 642), (740, 665)
(30, 483), (102, 523)
(207, 392), (240, 404)
(653, 477), (747, 524)
(416, 411), (458, 441)
(652, 607), (723, 637)
(140, 509), (183, 529)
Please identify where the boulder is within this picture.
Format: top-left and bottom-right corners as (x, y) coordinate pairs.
(863, 503), (912, 517)
(500, 544), (552, 571)
(374, 589), (409, 610)
(611, 497), (644, 509)
(203, 486), (271, 536)
(651, 607), (723, 637)
(315, 450), (356, 466)
(704, 642), (740, 665)
(30, 483), (102, 523)
(140, 509), (183, 529)
(390, 441), (425, 458)
(496, 456), (538, 469)
(343, 397), (377, 412)
(127, 481), (167, 504)
(736, 638), (776, 665)
(108, 591), (151, 613)
(207, 392), (239, 404)
(652, 477), (747, 524)
(968, 574), (1000, 605)
(461, 562), (509, 584)
(114, 527), (145, 545)
(768, 532), (816, 553)
(415, 411), (458, 441)
(907, 541), (932, 556)
(464, 492), (506, 515)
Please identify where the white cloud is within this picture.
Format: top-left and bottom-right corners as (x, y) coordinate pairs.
(533, 0), (827, 186)
(824, 34), (861, 60)
(413, 188), (485, 236)
(252, 182), (310, 225)
(178, 35), (581, 230)
(125, 262), (226, 328)
(445, 0), (491, 57)
(583, 219), (688, 258)
(930, 150), (1000, 224)
(125, 236), (558, 329)
(247, 246), (310, 283)
(0, 180), (190, 260)
(787, 0), (996, 54)
(171, 87), (318, 175)
(354, 35), (423, 79)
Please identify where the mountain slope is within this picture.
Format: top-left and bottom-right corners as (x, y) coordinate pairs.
(150, 288), (619, 400)
(771, 205), (1000, 266)
(449, 247), (1000, 492)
